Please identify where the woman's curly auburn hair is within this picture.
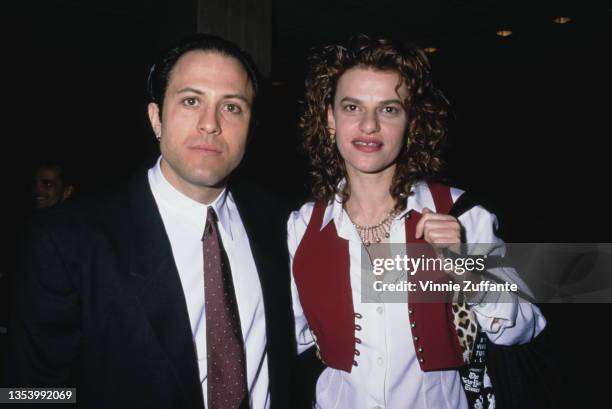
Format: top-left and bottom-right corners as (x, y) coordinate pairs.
(299, 34), (450, 211)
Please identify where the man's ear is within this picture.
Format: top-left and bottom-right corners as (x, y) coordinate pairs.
(62, 185), (75, 201)
(147, 102), (162, 139)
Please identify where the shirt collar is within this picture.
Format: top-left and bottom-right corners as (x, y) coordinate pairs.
(148, 156), (234, 240)
(319, 180), (436, 231)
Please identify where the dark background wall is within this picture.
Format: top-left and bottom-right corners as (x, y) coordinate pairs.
(1, 0), (610, 407)
(2, 0), (609, 241)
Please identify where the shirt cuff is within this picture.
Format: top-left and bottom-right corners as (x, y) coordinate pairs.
(470, 301), (517, 333)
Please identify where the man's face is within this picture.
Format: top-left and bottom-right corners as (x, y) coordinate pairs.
(148, 51), (254, 199)
(32, 166), (70, 209)
(328, 67), (410, 177)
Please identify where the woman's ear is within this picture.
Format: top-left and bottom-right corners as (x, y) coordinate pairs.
(327, 104), (336, 134)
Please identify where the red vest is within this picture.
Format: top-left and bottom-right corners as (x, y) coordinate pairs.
(292, 183), (465, 372)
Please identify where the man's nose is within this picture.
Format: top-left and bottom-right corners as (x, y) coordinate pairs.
(197, 106), (221, 135)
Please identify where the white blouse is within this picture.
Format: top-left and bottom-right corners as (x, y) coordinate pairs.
(288, 181), (546, 409)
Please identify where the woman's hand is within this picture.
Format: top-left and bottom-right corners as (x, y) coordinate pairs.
(415, 207), (461, 252)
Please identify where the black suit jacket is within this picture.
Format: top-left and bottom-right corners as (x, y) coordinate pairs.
(4, 172), (296, 409)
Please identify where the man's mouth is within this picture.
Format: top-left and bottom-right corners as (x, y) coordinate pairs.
(190, 144), (222, 155)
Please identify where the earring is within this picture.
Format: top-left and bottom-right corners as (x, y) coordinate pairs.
(329, 129), (336, 144)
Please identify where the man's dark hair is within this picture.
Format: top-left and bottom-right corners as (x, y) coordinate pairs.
(147, 33), (260, 119)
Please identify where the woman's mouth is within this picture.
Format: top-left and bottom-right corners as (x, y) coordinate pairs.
(352, 138), (383, 152)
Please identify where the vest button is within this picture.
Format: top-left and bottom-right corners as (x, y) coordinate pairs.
(418, 347), (423, 353)
(411, 322), (416, 328)
(419, 357), (424, 363)
(408, 308), (414, 315)
(413, 336), (419, 341)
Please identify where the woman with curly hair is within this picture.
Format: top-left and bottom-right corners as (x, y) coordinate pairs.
(288, 35), (546, 409)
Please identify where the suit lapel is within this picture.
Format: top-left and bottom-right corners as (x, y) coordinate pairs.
(229, 185), (276, 311)
(221, 182), (295, 408)
(124, 173), (204, 409)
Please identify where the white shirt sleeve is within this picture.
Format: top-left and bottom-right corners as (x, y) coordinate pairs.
(287, 203), (316, 354)
(459, 202), (547, 345)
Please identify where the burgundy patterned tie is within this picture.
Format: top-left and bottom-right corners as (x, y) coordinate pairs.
(202, 207), (248, 409)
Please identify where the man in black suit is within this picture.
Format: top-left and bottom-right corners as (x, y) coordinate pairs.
(5, 34), (295, 409)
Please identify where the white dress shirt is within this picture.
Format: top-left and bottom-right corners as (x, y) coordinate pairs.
(148, 157), (269, 409)
(288, 181), (547, 409)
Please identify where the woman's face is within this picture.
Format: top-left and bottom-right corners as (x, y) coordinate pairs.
(328, 67), (410, 177)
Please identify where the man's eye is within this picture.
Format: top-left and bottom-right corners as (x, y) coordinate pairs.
(225, 104), (242, 114)
(343, 104), (358, 112)
(182, 97), (199, 107)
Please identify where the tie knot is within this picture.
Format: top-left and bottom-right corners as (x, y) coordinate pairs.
(207, 206), (218, 223)
(203, 207), (219, 240)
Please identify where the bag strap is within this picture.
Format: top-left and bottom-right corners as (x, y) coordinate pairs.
(449, 191), (480, 220)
